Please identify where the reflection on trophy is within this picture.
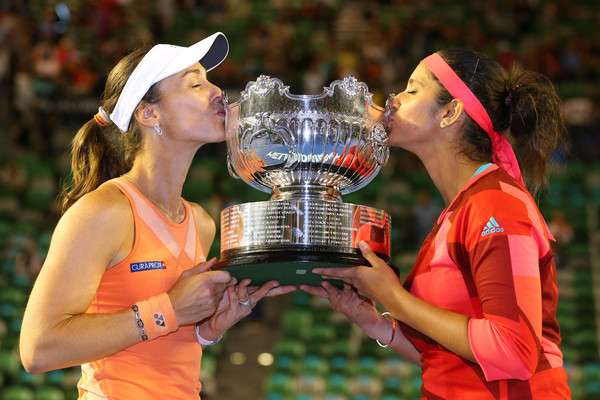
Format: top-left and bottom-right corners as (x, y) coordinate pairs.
(214, 75), (392, 286)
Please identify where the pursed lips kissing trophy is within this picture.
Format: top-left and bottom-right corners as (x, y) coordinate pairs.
(215, 75), (393, 286)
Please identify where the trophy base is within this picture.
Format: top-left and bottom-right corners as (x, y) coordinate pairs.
(214, 245), (396, 288)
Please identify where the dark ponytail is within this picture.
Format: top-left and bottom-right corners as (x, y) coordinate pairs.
(60, 120), (128, 212)
(60, 46), (161, 212)
(433, 49), (568, 196)
(504, 65), (567, 195)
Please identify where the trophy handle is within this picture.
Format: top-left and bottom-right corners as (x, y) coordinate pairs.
(227, 152), (240, 179)
(371, 123), (390, 166)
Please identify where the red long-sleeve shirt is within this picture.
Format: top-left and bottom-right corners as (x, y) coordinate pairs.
(401, 164), (571, 399)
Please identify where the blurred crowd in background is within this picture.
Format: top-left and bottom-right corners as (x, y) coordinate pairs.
(1, 1), (600, 399)
(1, 0), (599, 157)
(0, 0), (599, 273)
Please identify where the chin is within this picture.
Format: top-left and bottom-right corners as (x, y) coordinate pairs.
(215, 128), (226, 142)
(387, 134), (408, 149)
(203, 124), (226, 142)
(207, 132), (226, 144)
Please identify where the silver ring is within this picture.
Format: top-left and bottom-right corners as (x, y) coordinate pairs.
(238, 298), (251, 308)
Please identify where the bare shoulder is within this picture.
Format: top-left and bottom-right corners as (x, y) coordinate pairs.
(54, 182), (134, 264)
(187, 201), (216, 254)
(188, 201), (215, 229)
(43, 181), (133, 281)
(60, 181), (132, 228)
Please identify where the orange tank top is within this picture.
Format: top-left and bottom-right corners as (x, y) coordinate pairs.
(78, 177), (207, 400)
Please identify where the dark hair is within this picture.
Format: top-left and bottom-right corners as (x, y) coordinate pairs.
(431, 49), (568, 196)
(60, 46), (162, 212)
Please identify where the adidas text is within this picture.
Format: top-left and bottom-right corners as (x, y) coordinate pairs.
(481, 226), (504, 236)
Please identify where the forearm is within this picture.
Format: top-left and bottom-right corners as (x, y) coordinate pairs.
(359, 310), (422, 366)
(384, 288), (475, 363)
(20, 308), (142, 374)
(373, 321), (422, 366)
(390, 330), (423, 367)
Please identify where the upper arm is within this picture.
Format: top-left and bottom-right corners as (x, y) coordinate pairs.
(22, 186), (133, 331)
(465, 190), (543, 380)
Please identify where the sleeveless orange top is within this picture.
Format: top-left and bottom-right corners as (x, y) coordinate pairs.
(78, 177), (207, 399)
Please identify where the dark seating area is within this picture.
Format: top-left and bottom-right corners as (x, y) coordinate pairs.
(1, 1), (599, 399)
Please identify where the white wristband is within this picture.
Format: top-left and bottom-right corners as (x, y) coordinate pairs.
(195, 324), (222, 346)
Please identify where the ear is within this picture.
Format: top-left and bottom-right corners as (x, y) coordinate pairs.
(133, 103), (159, 129)
(439, 99), (464, 128)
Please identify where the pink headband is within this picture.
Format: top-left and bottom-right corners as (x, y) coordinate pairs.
(421, 53), (524, 185)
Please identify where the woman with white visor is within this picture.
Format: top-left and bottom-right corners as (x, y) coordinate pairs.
(20, 32), (295, 399)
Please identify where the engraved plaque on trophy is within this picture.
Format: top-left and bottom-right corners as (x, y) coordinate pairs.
(214, 75), (392, 286)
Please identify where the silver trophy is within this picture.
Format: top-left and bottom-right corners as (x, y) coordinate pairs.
(215, 75), (392, 286)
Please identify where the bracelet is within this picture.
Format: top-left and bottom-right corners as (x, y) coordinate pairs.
(132, 304), (148, 341)
(132, 293), (178, 341)
(376, 311), (396, 348)
(195, 324), (222, 346)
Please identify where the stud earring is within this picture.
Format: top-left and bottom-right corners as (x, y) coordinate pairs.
(153, 123), (162, 135)
(440, 121), (446, 127)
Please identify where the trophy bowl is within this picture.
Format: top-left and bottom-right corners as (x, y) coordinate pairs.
(215, 75), (393, 287)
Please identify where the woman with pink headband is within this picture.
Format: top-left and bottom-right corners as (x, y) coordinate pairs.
(20, 33), (294, 399)
(303, 49), (570, 398)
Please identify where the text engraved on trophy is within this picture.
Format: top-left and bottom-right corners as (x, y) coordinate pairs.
(221, 208), (242, 248)
(221, 201), (375, 250)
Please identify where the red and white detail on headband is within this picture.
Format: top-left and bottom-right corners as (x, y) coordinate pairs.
(421, 53), (524, 185)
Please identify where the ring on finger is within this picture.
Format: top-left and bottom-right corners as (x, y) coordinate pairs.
(238, 297), (251, 308)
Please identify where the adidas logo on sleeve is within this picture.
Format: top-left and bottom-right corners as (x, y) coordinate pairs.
(481, 217), (504, 237)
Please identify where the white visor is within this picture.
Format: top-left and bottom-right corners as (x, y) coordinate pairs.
(110, 32), (229, 132)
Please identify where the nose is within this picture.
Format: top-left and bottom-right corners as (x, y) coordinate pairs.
(211, 83), (225, 104)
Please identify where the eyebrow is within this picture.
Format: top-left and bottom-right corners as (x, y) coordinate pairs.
(182, 68), (205, 78)
(408, 77), (423, 86)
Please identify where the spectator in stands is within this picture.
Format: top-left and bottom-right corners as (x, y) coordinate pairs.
(19, 32), (294, 399)
(548, 209), (574, 268)
(303, 49), (571, 398)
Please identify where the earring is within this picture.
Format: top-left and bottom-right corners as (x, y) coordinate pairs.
(440, 121), (446, 127)
(153, 123), (162, 136)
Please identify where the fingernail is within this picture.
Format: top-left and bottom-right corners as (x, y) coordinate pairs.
(359, 241), (369, 251)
